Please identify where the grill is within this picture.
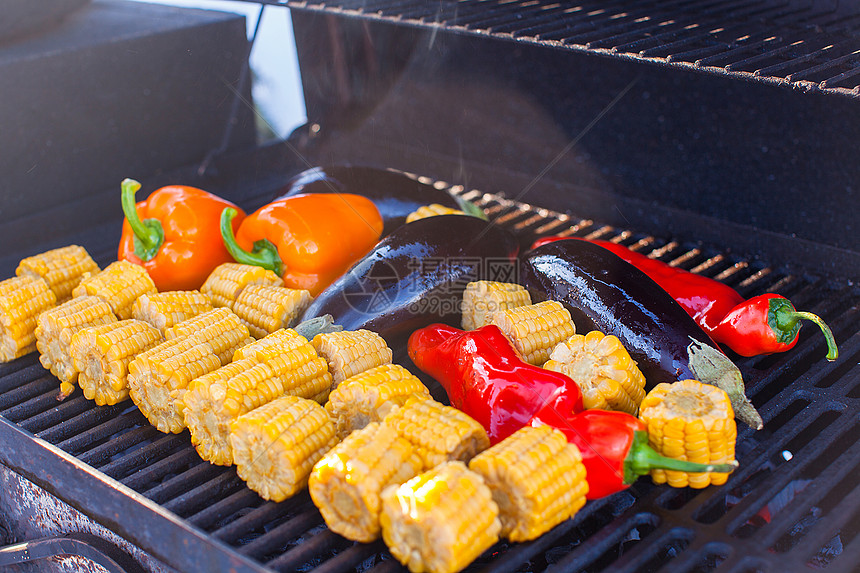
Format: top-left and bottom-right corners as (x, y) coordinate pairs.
(1, 1), (859, 573)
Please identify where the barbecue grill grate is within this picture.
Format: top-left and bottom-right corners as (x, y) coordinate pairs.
(0, 179), (857, 573)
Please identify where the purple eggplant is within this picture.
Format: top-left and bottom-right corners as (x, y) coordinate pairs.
(521, 238), (762, 430)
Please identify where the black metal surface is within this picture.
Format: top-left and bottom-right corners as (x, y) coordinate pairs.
(0, 532), (146, 573)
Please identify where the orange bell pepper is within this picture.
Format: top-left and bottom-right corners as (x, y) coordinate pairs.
(118, 178), (246, 291)
(220, 193), (384, 296)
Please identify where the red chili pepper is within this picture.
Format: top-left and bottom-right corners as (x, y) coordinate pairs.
(530, 236), (837, 360)
(530, 405), (737, 499)
(407, 323), (584, 445)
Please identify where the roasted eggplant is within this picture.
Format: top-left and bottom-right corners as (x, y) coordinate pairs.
(521, 239), (763, 430)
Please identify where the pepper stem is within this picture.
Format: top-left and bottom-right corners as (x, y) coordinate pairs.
(120, 178), (164, 261)
(772, 302), (838, 361)
(627, 431), (738, 483)
(293, 315), (344, 338)
(220, 207), (283, 276)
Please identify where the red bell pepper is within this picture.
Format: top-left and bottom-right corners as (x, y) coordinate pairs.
(407, 323), (583, 445)
(530, 236), (837, 360)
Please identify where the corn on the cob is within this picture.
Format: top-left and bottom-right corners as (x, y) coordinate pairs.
(384, 396), (490, 471)
(312, 329), (393, 388)
(380, 461), (501, 573)
(131, 291), (213, 334)
(461, 281), (531, 331)
(468, 425), (588, 542)
(128, 309), (251, 433)
(0, 275), (57, 362)
(491, 300), (576, 366)
(35, 295), (117, 397)
(543, 330), (646, 415)
(405, 204), (466, 224)
(183, 329), (332, 465)
(200, 263), (284, 309)
(230, 395), (338, 502)
(70, 319), (163, 405)
(71, 260), (157, 320)
(231, 284), (312, 339)
(16, 245), (99, 302)
(231, 326), (306, 361)
(638, 379), (737, 489)
(309, 421), (424, 542)
(326, 364), (432, 440)
(165, 308), (253, 364)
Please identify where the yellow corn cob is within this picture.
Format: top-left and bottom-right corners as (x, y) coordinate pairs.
(71, 260), (156, 320)
(16, 245), (99, 302)
(200, 263), (284, 309)
(131, 291), (213, 334)
(461, 281), (531, 331)
(165, 308), (253, 364)
(232, 327), (306, 361)
(638, 379), (737, 489)
(309, 421), (424, 543)
(127, 310), (251, 433)
(231, 284), (312, 339)
(383, 396), (490, 471)
(380, 461), (501, 573)
(405, 204), (466, 223)
(0, 275), (57, 362)
(468, 425), (588, 542)
(311, 329), (393, 388)
(325, 364), (432, 440)
(183, 329), (332, 465)
(491, 300), (576, 366)
(70, 319), (163, 406)
(543, 330), (646, 415)
(230, 395), (338, 502)
(35, 295), (117, 397)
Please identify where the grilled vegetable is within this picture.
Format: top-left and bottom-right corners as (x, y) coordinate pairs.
(325, 363), (432, 439)
(131, 290), (214, 335)
(72, 260), (157, 320)
(299, 215), (519, 355)
(380, 461), (501, 573)
(70, 319), (163, 405)
(15, 244), (99, 302)
(118, 178), (246, 291)
(230, 395), (338, 502)
(405, 204), (466, 223)
(491, 300), (576, 366)
(230, 284), (311, 338)
(468, 424), (588, 542)
(521, 239), (763, 429)
(309, 421), (423, 542)
(200, 262), (284, 309)
(311, 329), (393, 388)
(543, 330), (646, 415)
(163, 307), (254, 363)
(35, 295), (117, 398)
(220, 192), (383, 296)
(638, 379), (737, 488)
(408, 323), (583, 444)
(0, 275), (57, 362)
(461, 280), (531, 331)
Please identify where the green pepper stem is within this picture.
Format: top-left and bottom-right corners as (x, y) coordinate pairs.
(776, 307), (839, 361)
(627, 431), (738, 482)
(293, 315), (343, 339)
(120, 178), (164, 261)
(220, 207), (283, 275)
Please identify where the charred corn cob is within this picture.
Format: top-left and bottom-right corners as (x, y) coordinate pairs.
(231, 284), (312, 339)
(639, 379), (737, 488)
(380, 461), (501, 573)
(384, 396), (490, 470)
(131, 290), (213, 334)
(325, 364), (432, 439)
(230, 395), (338, 502)
(128, 309), (251, 433)
(16, 245), (99, 302)
(200, 263), (284, 309)
(461, 281), (531, 331)
(35, 295), (117, 397)
(309, 421), (424, 542)
(0, 275), (57, 362)
(71, 260), (157, 320)
(543, 330), (646, 415)
(405, 204), (466, 223)
(165, 308), (253, 364)
(183, 329), (332, 465)
(491, 300), (576, 366)
(468, 425), (588, 542)
(312, 329), (393, 388)
(70, 319), (163, 405)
